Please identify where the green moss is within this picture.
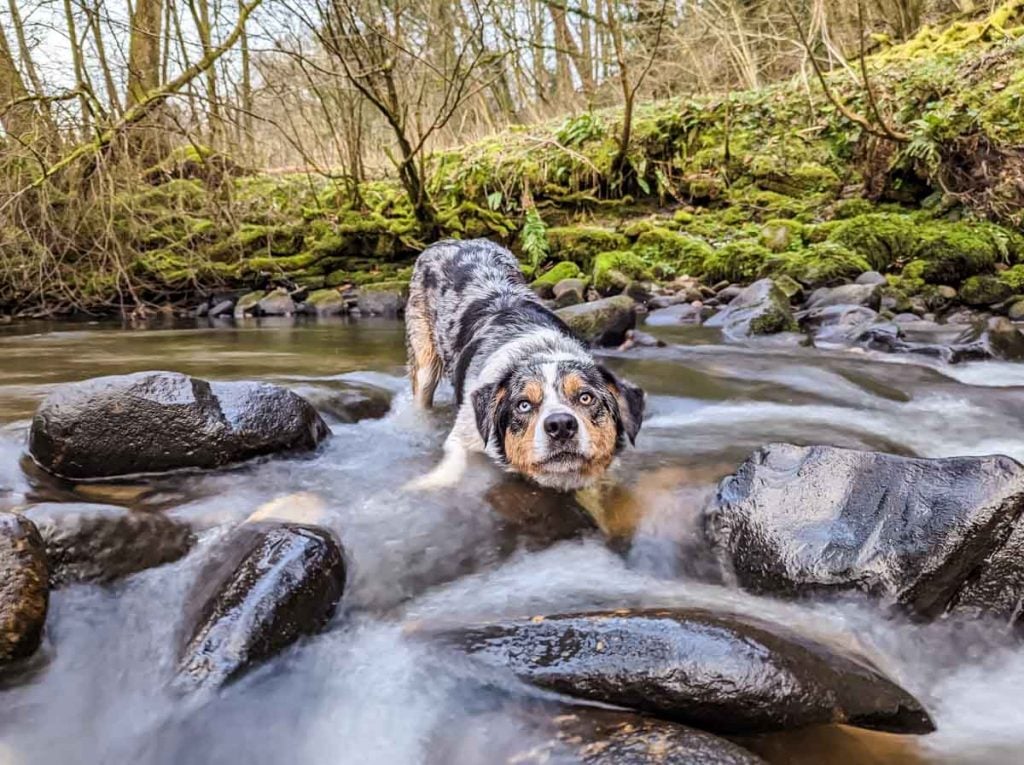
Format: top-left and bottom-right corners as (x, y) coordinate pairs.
(762, 242), (872, 287)
(760, 219), (805, 253)
(703, 240), (774, 284)
(531, 261), (582, 294)
(593, 250), (653, 293)
(545, 226), (628, 271)
(999, 264), (1024, 291)
(361, 279), (410, 294)
(827, 213), (918, 271)
(960, 274), (1013, 305)
(912, 226), (998, 284)
(634, 228), (712, 275)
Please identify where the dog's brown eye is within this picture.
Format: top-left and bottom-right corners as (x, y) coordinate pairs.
(516, 400), (533, 413)
(578, 392), (594, 405)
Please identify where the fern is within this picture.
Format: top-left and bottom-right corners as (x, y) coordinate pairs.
(556, 112), (606, 148)
(520, 207), (549, 271)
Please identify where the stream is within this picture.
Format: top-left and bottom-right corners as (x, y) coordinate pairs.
(3, 315), (1024, 764)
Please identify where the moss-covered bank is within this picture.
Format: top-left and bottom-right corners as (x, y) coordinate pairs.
(5, 2), (1024, 314)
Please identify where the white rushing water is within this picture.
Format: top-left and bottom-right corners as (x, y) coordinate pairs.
(3, 320), (1024, 764)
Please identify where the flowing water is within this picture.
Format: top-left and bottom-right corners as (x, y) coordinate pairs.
(3, 315), (1024, 764)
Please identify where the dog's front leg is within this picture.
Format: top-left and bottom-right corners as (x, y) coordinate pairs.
(404, 405), (482, 491)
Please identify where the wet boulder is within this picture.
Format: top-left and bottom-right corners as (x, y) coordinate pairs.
(294, 381), (392, 424)
(704, 279), (797, 340)
(257, 288), (296, 316)
(23, 502), (195, 587)
(303, 288), (347, 317)
(357, 281), (408, 316)
(433, 701), (765, 765)
(645, 302), (704, 327)
(29, 371), (329, 479)
(800, 304), (879, 345)
(856, 317), (1024, 362)
(557, 296), (637, 347)
(176, 519), (346, 690)
(805, 284), (882, 311)
(0, 512), (48, 667)
(422, 608), (933, 735)
(704, 444), (1024, 618)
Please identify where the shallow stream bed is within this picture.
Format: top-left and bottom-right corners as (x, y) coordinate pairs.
(3, 316), (1024, 764)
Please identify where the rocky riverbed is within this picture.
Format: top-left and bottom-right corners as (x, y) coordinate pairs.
(4, 316), (1024, 764)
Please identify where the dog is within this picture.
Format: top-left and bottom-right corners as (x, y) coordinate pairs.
(405, 238), (645, 492)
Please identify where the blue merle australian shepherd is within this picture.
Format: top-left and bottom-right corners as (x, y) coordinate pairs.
(406, 238), (645, 492)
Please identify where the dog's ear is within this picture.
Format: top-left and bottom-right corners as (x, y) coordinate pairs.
(471, 382), (501, 446)
(599, 366), (645, 446)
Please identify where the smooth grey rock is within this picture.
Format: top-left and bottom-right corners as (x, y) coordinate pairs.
(704, 279), (797, 339)
(257, 289), (295, 316)
(29, 372), (329, 479)
(0, 513), (48, 667)
(705, 443), (1024, 618)
(805, 284), (881, 311)
(422, 608), (933, 735)
(855, 271), (887, 286)
(23, 502), (195, 587)
(556, 296), (637, 347)
(645, 303), (703, 327)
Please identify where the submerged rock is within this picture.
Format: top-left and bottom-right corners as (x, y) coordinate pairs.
(357, 282), (408, 316)
(0, 512), (48, 667)
(422, 608), (933, 735)
(176, 519), (346, 690)
(257, 288), (295, 316)
(433, 701), (765, 765)
(556, 296), (637, 347)
(645, 302), (703, 327)
(29, 371), (329, 479)
(23, 502), (195, 587)
(856, 317), (1024, 362)
(704, 444), (1024, 618)
(704, 279), (797, 339)
(800, 304), (879, 345)
(296, 381), (392, 424)
(805, 283), (882, 310)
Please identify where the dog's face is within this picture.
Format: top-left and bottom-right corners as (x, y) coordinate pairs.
(472, 361), (644, 491)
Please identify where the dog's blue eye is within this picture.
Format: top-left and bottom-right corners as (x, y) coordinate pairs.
(516, 400), (533, 413)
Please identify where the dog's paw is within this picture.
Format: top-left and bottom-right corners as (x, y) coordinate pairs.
(402, 472), (454, 492)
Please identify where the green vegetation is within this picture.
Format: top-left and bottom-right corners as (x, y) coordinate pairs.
(5, 2), (1024, 314)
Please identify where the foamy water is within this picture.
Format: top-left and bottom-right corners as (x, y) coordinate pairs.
(2, 318), (1024, 764)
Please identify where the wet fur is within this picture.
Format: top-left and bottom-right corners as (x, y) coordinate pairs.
(405, 239), (644, 491)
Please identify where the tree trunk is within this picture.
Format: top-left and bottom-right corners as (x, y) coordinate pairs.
(127, 0), (164, 106)
(0, 21), (39, 141)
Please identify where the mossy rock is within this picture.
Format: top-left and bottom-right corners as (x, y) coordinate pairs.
(762, 242), (873, 288)
(760, 219), (805, 253)
(749, 156), (843, 196)
(703, 241), (774, 284)
(634, 228), (713, 276)
(827, 213), (918, 271)
(999, 264), (1024, 292)
(593, 251), (653, 294)
(531, 262), (582, 297)
(912, 226), (998, 284)
(960, 275), (1013, 306)
(545, 227), (628, 272)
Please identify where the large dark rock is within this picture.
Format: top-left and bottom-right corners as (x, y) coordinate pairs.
(29, 372), (329, 479)
(432, 701), (765, 765)
(176, 520), (345, 690)
(704, 444), (1024, 618)
(23, 502), (195, 587)
(556, 296), (637, 347)
(856, 317), (1024, 363)
(0, 512), (48, 666)
(704, 279), (797, 339)
(422, 608), (933, 735)
(293, 381), (392, 425)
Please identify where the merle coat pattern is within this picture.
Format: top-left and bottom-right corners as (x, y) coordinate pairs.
(406, 239), (644, 491)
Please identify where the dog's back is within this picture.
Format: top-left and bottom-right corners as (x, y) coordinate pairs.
(407, 239), (576, 404)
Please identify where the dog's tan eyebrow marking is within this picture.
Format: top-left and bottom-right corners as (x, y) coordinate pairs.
(561, 372), (586, 399)
(523, 379), (544, 404)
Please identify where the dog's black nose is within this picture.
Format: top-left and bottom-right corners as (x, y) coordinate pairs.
(544, 412), (578, 441)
